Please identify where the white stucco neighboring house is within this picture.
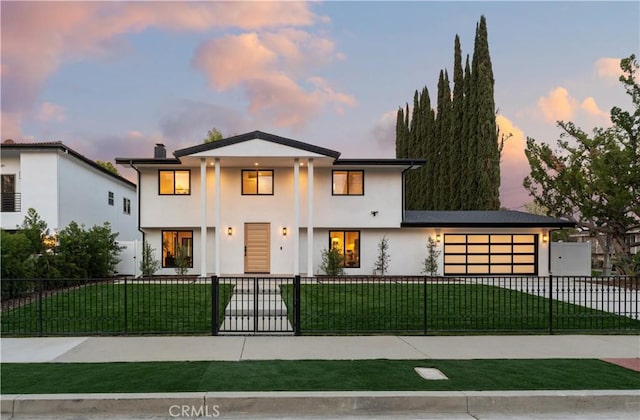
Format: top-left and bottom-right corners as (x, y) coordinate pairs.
(0, 140), (141, 247)
(116, 131), (574, 277)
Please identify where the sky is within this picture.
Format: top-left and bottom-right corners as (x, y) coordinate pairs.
(2, 0), (638, 210)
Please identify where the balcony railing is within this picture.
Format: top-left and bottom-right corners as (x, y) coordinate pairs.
(0, 193), (21, 212)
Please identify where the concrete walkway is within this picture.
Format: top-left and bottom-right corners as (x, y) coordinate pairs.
(1, 335), (638, 363)
(1, 335), (639, 419)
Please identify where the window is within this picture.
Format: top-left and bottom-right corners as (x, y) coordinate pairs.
(162, 231), (193, 268)
(329, 230), (360, 268)
(159, 170), (190, 195)
(108, 191), (114, 206)
(242, 169), (273, 195)
(1, 174), (18, 212)
(332, 170), (364, 195)
(123, 198), (131, 215)
(443, 234), (537, 275)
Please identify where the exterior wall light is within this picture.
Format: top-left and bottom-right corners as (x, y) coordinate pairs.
(543, 234), (549, 243)
(282, 227), (287, 236)
(436, 234), (442, 243)
(227, 227), (232, 236)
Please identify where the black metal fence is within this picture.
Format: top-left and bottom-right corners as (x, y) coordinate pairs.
(1, 275), (638, 336)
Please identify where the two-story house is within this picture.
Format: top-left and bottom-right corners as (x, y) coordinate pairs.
(116, 131), (573, 277)
(0, 140), (140, 245)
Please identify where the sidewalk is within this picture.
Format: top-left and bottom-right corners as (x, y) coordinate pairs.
(1, 335), (639, 363)
(1, 335), (639, 419)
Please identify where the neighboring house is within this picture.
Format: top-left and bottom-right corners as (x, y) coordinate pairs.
(116, 131), (573, 277)
(0, 141), (140, 246)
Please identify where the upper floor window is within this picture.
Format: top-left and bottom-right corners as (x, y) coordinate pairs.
(108, 191), (114, 205)
(159, 170), (190, 195)
(332, 170), (364, 195)
(242, 169), (273, 195)
(123, 198), (131, 215)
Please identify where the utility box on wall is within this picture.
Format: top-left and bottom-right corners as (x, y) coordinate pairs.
(550, 242), (591, 276)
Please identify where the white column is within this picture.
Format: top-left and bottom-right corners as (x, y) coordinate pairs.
(293, 158), (300, 275)
(214, 158), (221, 276)
(200, 158), (207, 277)
(307, 158), (314, 277)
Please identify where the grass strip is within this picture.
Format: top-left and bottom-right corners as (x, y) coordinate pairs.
(281, 283), (640, 333)
(2, 359), (639, 394)
(1, 283), (234, 335)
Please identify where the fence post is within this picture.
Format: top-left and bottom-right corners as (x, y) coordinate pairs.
(423, 276), (428, 335)
(548, 274), (554, 335)
(38, 279), (43, 337)
(294, 275), (301, 335)
(211, 276), (219, 336)
(123, 277), (128, 335)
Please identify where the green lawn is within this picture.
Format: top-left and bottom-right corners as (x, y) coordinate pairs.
(2, 359), (638, 394)
(1, 283), (234, 335)
(281, 283), (640, 333)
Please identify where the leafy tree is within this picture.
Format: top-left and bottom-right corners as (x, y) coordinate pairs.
(374, 235), (390, 275)
(96, 160), (119, 175)
(20, 208), (49, 254)
(524, 55), (640, 275)
(423, 236), (441, 276)
(57, 221), (122, 278)
(1, 230), (35, 279)
(140, 241), (161, 277)
(319, 247), (344, 276)
(173, 245), (190, 276)
(203, 128), (224, 143)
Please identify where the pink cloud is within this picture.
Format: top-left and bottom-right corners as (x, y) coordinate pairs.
(580, 97), (610, 123)
(192, 30), (355, 129)
(0, 1), (327, 139)
(537, 87), (578, 124)
(594, 57), (622, 83)
(35, 102), (67, 122)
(496, 115), (531, 210)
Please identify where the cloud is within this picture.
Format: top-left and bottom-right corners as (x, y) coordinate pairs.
(192, 31), (355, 129)
(35, 102), (67, 122)
(537, 87), (578, 124)
(370, 110), (398, 153)
(0, 1), (328, 138)
(594, 57), (622, 83)
(580, 97), (610, 123)
(496, 114), (531, 210)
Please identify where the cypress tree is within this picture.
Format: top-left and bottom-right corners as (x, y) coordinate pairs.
(471, 15), (500, 209)
(451, 35), (465, 210)
(461, 54), (474, 209)
(418, 86), (434, 210)
(395, 107), (406, 158)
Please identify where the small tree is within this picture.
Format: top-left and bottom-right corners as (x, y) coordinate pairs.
(374, 235), (390, 275)
(174, 245), (190, 276)
(96, 160), (119, 175)
(203, 128), (224, 143)
(423, 236), (441, 276)
(319, 247), (344, 276)
(140, 242), (161, 277)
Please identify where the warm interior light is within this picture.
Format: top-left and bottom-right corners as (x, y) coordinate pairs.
(254, 162), (259, 166)
(282, 227), (287, 236)
(436, 234), (442, 243)
(227, 227), (232, 236)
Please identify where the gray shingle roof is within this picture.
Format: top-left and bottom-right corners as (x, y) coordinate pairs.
(402, 210), (575, 228)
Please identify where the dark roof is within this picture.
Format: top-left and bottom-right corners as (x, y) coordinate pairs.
(333, 159), (425, 168)
(1, 141), (136, 189)
(115, 157), (181, 165)
(402, 210), (575, 228)
(174, 130), (342, 159)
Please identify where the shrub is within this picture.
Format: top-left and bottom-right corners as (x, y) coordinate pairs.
(423, 236), (441, 276)
(374, 235), (390, 275)
(320, 247), (345, 276)
(140, 242), (161, 277)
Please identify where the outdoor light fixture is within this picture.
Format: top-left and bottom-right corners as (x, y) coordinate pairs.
(436, 234), (442, 243)
(282, 227), (287, 236)
(227, 227), (232, 236)
(543, 234), (549, 243)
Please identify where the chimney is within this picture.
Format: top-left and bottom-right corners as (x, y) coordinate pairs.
(154, 143), (166, 159)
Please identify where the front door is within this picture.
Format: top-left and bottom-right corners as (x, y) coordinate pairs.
(244, 223), (270, 273)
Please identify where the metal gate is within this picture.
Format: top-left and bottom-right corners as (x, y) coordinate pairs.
(214, 277), (295, 334)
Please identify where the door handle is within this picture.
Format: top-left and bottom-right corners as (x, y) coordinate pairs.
(244, 246), (247, 257)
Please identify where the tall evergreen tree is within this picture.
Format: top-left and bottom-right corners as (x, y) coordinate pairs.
(461, 54), (474, 209)
(450, 35), (465, 209)
(470, 15), (500, 209)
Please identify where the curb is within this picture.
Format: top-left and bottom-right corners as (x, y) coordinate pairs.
(2, 390), (639, 418)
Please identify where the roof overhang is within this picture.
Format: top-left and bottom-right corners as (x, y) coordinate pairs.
(401, 210), (575, 228)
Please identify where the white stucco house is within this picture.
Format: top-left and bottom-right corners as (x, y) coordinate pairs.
(0, 141), (140, 245)
(116, 131), (573, 277)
